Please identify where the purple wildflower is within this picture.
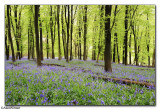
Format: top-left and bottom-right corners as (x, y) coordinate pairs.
(40, 94), (44, 98)
(88, 100), (91, 103)
(117, 100), (120, 104)
(101, 100), (105, 105)
(28, 79), (31, 82)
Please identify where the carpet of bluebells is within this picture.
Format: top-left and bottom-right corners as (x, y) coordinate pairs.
(5, 58), (155, 105)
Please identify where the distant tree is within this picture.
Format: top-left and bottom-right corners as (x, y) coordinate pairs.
(96, 5), (104, 63)
(50, 5), (55, 59)
(124, 5), (129, 65)
(39, 14), (43, 60)
(61, 5), (67, 59)
(70, 5), (73, 61)
(152, 47), (155, 67)
(66, 5), (70, 62)
(57, 5), (62, 60)
(146, 13), (150, 66)
(46, 23), (49, 59)
(28, 27), (30, 60)
(78, 6), (82, 60)
(129, 32), (132, 64)
(83, 5), (87, 61)
(92, 16), (97, 60)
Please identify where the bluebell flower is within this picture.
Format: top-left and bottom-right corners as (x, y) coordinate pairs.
(101, 100), (105, 105)
(41, 100), (47, 104)
(117, 100), (120, 104)
(88, 100), (91, 103)
(140, 90), (144, 94)
(67, 101), (70, 105)
(28, 79), (31, 82)
(40, 94), (44, 98)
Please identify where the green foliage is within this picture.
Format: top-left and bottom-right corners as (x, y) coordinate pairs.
(5, 5), (155, 65)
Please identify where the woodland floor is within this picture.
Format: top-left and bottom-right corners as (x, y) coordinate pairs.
(5, 58), (155, 105)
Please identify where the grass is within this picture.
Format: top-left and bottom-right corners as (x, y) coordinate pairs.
(5, 58), (155, 105)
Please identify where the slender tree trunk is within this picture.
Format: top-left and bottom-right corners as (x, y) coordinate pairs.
(28, 28), (30, 60)
(83, 5), (87, 61)
(31, 23), (35, 59)
(114, 33), (120, 63)
(7, 5), (15, 62)
(61, 5), (66, 59)
(70, 5), (73, 61)
(5, 32), (9, 60)
(66, 5), (70, 62)
(124, 5), (129, 65)
(5, 17), (9, 60)
(104, 5), (112, 72)
(133, 26), (138, 66)
(46, 25), (49, 59)
(113, 34), (116, 63)
(35, 5), (41, 66)
(97, 6), (104, 63)
(129, 33), (131, 65)
(39, 19), (43, 60)
(57, 5), (62, 60)
(147, 13), (150, 66)
(78, 13), (82, 60)
(19, 25), (22, 58)
(18, 6), (22, 59)
(92, 26), (96, 60)
(50, 6), (55, 59)
(14, 5), (20, 60)
(152, 47), (155, 67)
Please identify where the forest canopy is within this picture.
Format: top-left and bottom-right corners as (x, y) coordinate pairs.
(5, 5), (155, 67)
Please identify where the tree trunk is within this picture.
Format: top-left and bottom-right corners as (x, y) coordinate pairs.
(31, 22), (35, 59)
(10, 5), (21, 60)
(83, 5), (87, 61)
(5, 17), (9, 60)
(124, 5), (128, 65)
(116, 36), (120, 64)
(39, 19), (43, 60)
(70, 5), (73, 61)
(97, 6), (104, 63)
(113, 34), (116, 63)
(104, 5), (112, 72)
(152, 47), (155, 67)
(7, 5), (15, 62)
(129, 33), (131, 65)
(28, 28), (30, 60)
(50, 6), (55, 59)
(34, 5), (41, 66)
(66, 5), (70, 62)
(92, 25), (96, 60)
(133, 27), (138, 66)
(57, 5), (62, 60)
(147, 13), (150, 66)
(78, 12), (82, 60)
(61, 5), (67, 59)
(46, 25), (49, 59)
